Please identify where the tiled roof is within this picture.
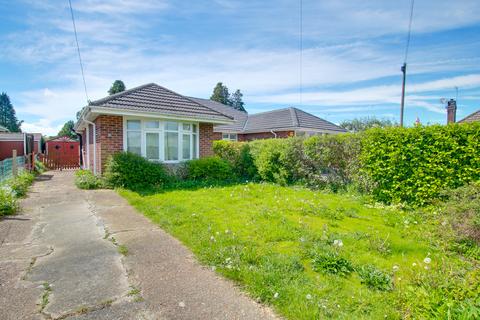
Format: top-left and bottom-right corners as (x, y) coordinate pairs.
(459, 109), (480, 123)
(89, 83), (233, 122)
(242, 107), (346, 133)
(188, 97), (248, 132)
(191, 99), (346, 134)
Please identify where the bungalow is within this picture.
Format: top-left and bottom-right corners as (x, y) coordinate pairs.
(74, 83), (234, 174)
(190, 97), (346, 141)
(74, 83), (346, 174)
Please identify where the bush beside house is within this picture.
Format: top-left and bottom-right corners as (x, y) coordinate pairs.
(0, 171), (38, 216)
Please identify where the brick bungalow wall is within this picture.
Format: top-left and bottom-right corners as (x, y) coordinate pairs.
(238, 131), (294, 142)
(95, 115), (124, 173)
(200, 123), (221, 157)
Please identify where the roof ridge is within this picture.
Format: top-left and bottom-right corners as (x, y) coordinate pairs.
(248, 107), (292, 116)
(293, 108), (346, 131)
(90, 83), (156, 106)
(289, 107), (299, 126)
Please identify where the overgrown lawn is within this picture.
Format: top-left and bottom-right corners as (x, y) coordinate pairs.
(119, 183), (479, 319)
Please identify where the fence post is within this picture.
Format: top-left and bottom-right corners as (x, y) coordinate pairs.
(12, 149), (18, 177)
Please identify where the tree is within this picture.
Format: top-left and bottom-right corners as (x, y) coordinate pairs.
(230, 89), (246, 112)
(210, 82), (231, 105)
(108, 80), (126, 95)
(0, 92), (22, 132)
(57, 120), (77, 139)
(339, 117), (396, 132)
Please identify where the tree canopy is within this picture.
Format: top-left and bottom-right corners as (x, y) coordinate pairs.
(210, 82), (246, 112)
(108, 80), (126, 95)
(57, 120), (77, 139)
(339, 117), (397, 132)
(0, 92), (22, 132)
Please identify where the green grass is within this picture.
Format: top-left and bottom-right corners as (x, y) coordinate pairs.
(119, 183), (480, 319)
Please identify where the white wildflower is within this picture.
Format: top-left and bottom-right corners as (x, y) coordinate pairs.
(273, 292), (279, 299)
(412, 262), (417, 267)
(423, 257), (431, 264)
(392, 265), (399, 272)
(306, 294), (312, 300)
(210, 236), (215, 242)
(333, 239), (344, 247)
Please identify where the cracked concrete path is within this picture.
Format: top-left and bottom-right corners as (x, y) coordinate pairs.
(0, 171), (278, 320)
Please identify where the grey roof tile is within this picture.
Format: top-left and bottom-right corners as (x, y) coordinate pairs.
(89, 83), (232, 122)
(188, 97), (248, 131)
(459, 109), (480, 123)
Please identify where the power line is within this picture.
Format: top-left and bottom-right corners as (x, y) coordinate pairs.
(68, 0), (89, 103)
(299, 0), (303, 107)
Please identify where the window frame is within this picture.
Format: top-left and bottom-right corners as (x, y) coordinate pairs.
(123, 117), (199, 163)
(222, 133), (238, 141)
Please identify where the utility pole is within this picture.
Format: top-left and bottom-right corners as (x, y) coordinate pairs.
(400, 63), (407, 127)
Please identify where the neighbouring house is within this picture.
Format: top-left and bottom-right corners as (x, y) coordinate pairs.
(0, 125), (9, 133)
(445, 99), (479, 124)
(0, 132), (41, 161)
(190, 97), (346, 141)
(74, 83), (234, 174)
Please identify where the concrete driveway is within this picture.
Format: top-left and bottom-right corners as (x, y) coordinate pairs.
(0, 171), (277, 320)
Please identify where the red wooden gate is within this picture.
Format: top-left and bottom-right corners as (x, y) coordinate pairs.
(40, 137), (80, 170)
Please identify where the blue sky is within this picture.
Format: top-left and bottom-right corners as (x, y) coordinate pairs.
(1, 0), (480, 135)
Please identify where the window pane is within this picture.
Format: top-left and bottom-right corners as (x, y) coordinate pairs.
(230, 134), (238, 141)
(145, 121), (159, 129)
(146, 133), (159, 160)
(183, 123), (191, 131)
(222, 133), (228, 139)
(127, 120), (141, 130)
(127, 131), (141, 155)
(165, 121), (178, 131)
(165, 132), (178, 160)
(182, 134), (191, 159)
(192, 134), (197, 159)
(192, 124), (197, 132)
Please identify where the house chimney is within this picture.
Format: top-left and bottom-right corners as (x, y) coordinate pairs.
(446, 99), (457, 124)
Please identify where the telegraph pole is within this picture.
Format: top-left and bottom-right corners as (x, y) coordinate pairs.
(400, 63), (407, 127)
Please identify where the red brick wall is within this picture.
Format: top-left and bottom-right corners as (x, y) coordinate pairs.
(95, 115), (123, 173)
(238, 131), (294, 141)
(200, 123), (221, 157)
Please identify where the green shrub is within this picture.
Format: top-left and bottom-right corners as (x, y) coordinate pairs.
(303, 134), (363, 191)
(75, 170), (105, 190)
(249, 138), (303, 185)
(186, 157), (233, 181)
(312, 251), (354, 276)
(357, 265), (393, 291)
(7, 172), (35, 197)
(0, 186), (18, 216)
(104, 152), (170, 189)
(213, 140), (258, 180)
(35, 160), (46, 174)
(361, 123), (480, 205)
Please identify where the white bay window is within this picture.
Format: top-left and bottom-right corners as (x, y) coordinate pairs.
(125, 118), (199, 162)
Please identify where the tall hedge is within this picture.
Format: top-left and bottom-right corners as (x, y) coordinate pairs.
(361, 123), (480, 205)
(214, 123), (480, 206)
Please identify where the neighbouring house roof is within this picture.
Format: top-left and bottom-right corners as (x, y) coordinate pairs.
(0, 125), (9, 132)
(459, 109), (480, 123)
(188, 97), (248, 132)
(75, 83), (233, 131)
(191, 99), (346, 134)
